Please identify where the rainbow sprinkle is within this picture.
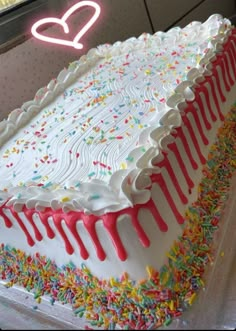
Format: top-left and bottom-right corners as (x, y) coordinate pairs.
(0, 106), (236, 330)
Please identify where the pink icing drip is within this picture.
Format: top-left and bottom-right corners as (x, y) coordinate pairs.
(0, 205), (12, 228)
(195, 84), (217, 122)
(1, 198), (170, 262)
(193, 94), (211, 130)
(124, 207), (150, 247)
(154, 151), (188, 205)
(229, 30), (236, 78)
(63, 212), (89, 260)
(222, 49), (234, 87)
(181, 113), (206, 165)
(23, 207), (43, 241)
(38, 209), (55, 239)
(83, 214), (106, 261)
(185, 101), (210, 145)
(228, 34), (236, 77)
(218, 54), (231, 92)
(171, 128), (198, 170)
(228, 44), (236, 80)
(212, 57), (227, 101)
(102, 213), (127, 261)
(145, 199), (169, 231)
(167, 141), (194, 189)
(10, 206), (35, 247)
(227, 30), (236, 83)
(204, 75), (225, 121)
(151, 173), (184, 225)
(52, 212), (74, 255)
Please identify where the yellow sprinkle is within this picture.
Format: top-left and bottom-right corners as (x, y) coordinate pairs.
(166, 253), (177, 262)
(146, 265), (154, 278)
(188, 292), (196, 305)
(120, 162), (127, 170)
(199, 278), (205, 287)
(196, 54), (202, 64)
(169, 300), (174, 311)
(220, 251), (224, 257)
(161, 272), (169, 286)
(149, 107), (156, 112)
(174, 283), (181, 292)
(171, 243), (178, 254)
(61, 197), (70, 202)
(110, 277), (116, 287)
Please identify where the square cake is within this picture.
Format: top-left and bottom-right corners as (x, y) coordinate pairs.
(0, 13), (236, 329)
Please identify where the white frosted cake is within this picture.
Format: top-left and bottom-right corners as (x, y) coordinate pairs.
(0, 14), (236, 329)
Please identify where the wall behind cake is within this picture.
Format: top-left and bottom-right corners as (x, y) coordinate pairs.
(0, 0), (235, 121)
(146, 0), (236, 31)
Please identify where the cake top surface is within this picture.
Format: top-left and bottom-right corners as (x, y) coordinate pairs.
(0, 14), (232, 214)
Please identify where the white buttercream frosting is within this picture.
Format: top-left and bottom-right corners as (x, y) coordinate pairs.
(0, 14), (232, 214)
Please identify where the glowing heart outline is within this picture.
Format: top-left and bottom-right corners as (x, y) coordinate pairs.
(31, 1), (101, 49)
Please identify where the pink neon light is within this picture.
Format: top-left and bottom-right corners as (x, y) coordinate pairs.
(31, 1), (101, 49)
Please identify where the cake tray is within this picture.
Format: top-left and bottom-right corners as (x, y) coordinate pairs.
(0, 174), (235, 330)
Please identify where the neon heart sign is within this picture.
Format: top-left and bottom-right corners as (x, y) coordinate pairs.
(31, 1), (101, 49)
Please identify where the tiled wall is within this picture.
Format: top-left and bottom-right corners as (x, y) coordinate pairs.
(0, 0), (235, 121)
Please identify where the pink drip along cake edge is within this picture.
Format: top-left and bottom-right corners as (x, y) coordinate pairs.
(0, 22), (236, 330)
